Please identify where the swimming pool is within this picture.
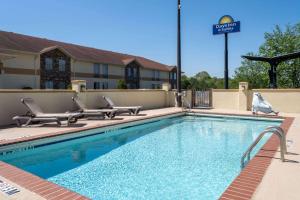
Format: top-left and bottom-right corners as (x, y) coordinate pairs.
(0, 115), (281, 199)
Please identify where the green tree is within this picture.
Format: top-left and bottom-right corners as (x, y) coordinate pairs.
(234, 23), (300, 88)
(117, 80), (127, 89)
(232, 53), (269, 89)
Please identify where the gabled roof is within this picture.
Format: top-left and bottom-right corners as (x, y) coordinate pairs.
(0, 30), (175, 72)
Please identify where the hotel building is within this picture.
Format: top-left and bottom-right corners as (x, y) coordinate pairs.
(0, 30), (177, 89)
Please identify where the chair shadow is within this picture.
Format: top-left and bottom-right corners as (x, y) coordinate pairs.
(261, 148), (299, 156)
(83, 117), (124, 121)
(37, 123), (87, 128)
(118, 114), (147, 116)
(256, 155), (299, 163)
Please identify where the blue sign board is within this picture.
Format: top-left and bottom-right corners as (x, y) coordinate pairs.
(213, 21), (240, 35)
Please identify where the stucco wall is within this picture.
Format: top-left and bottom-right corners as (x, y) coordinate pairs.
(251, 89), (300, 113)
(0, 89), (184, 126)
(3, 53), (37, 70)
(1, 53), (39, 89)
(0, 90), (77, 126)
(212, 89), (239, 110)
(211, 88), (300, 113)
(78, 89), (168, 110)
(1, 74), (39, 89)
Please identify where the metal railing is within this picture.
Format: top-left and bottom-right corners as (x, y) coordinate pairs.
(182, 96), (191, 111)
(241, 126), (287, 168)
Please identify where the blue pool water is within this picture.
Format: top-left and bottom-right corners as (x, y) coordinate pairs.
(1, 116), (281, 200)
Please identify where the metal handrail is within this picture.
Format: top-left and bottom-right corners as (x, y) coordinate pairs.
(265, 126), (287, 154)
(241, 126), (286, 168)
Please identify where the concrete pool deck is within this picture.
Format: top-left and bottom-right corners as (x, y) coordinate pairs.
(0, 107), (299, 199)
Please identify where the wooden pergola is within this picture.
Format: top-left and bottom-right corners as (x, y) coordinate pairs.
(242, 51), (300, 88)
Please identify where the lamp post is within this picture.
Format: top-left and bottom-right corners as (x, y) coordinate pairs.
(176, 0), (182, 107)
(224, 33), (229, 89)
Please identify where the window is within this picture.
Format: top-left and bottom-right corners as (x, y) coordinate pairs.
(45, 81), (53, 89)
(94, 82), (108, 89)
(94, 82), (101, 89)
(173, 72), (177, 80)
(102, 64), (108, 78)
(133, 68), (137, 78)
(152, 70), (160, 81)
(152, 84), (161, 89)
(126, 68), (132, 78)
(45, 58), (53, 70)
(58, 82), (66, 89)
(58, 59), (66, 72)
(102, 82), (108, 89)
(93, 63), (100, 77)
(0, 62), (3, 74)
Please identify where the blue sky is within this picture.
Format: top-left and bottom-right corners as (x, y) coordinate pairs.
(0, 0), (299, 77)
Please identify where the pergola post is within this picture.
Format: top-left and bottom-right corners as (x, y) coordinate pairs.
(242, 51), (300, 89)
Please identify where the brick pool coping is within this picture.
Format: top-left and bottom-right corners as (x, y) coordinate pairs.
(0, 161), (88, 199)
(219, 116), (294, 200)
(0, 110), (184, 147)
(0, 110), (294, 199)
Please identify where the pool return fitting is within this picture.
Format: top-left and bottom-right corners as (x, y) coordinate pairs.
(241, 126), (287, 168)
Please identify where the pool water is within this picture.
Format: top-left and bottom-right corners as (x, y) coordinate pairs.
(1, 116), (281, 200)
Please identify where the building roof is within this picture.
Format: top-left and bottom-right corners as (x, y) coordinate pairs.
(0, 30), (175, 72)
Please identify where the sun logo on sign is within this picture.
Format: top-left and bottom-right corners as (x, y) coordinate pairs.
(219, 15), (234, 24)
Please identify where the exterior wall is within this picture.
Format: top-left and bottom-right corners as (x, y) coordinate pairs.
(140, 69), (169, 89)
(211, 87), (300, 113)
(72, 61), (123, 89)
(0, 89), (185, 126)
(0, 52), (39, 89)
(251, 89), (300, 113)
(0, 51), (173, 89)
(0, 90), (76, 126)
(212, 89), (239, 110)
(0, 74), (39, 89)
(78, 90), (168, 110)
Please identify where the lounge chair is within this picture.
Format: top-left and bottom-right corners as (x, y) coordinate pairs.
(252, 92), (279, 115)
(13, 98), (82, 127)
(72, 97), (118, 119)
(102, 96), (142, 115)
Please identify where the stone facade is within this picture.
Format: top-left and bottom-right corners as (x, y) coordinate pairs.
(125, 61), (140, 89)
(40, 49), (71, 89)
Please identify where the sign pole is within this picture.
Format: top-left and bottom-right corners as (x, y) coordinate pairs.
(212, 15), (240, 89)
(176, 0), (182, 107)
(224, 33), (229, 89)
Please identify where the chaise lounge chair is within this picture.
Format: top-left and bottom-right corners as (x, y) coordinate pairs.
(252, 92), (279, 115)
(13, 98), (82, 127)
(102, 96), (142, 115)
(72, 97), (118, 119)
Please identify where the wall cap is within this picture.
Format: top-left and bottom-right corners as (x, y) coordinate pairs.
(0, 89), (76, 93)
(212, 89), (239, 92)
(85, 89), (166, 92)
(252, 89), (300, 92)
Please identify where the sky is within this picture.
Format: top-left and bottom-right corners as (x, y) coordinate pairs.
(0, 0), (299, 77)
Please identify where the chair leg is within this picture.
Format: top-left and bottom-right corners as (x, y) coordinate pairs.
(134, 108), (140, 115)
(57, 119), (62, 126)
(15, 119), (22, 127)
(110, 112), (116, 119)
(24, 118), (32, 127)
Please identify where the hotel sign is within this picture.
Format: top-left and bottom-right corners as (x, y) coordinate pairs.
(213, 15), (240, 35)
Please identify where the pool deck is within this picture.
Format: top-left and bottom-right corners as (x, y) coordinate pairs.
(0, 107), (299, 199)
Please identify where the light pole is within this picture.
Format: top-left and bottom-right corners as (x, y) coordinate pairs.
(176, 0), (182, 107)
(224, 33), (229, 89)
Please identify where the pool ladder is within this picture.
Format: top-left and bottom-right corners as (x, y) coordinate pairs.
(241, 126), (287, 168)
